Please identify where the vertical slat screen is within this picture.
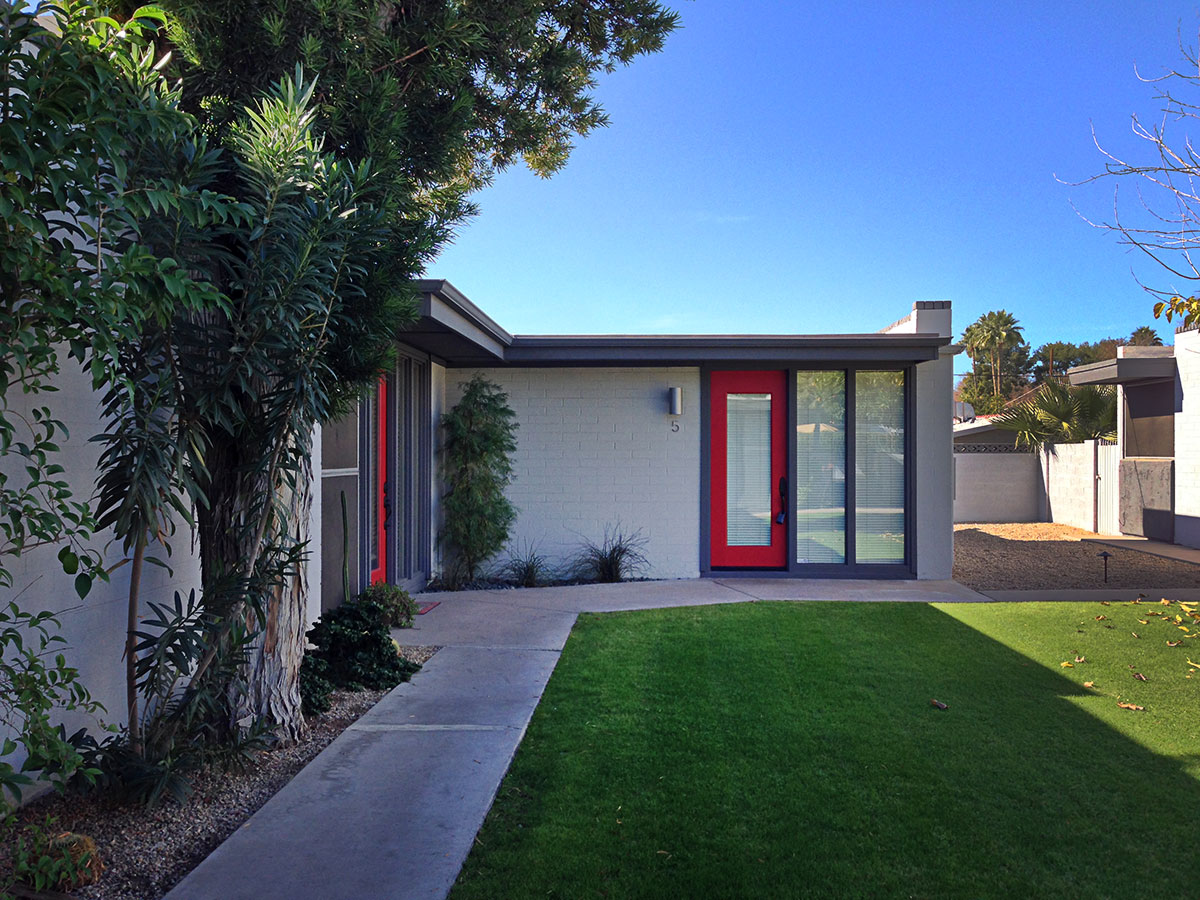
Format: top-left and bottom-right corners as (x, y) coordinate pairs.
(795, 371), (846, 564)
(726, 393), (772, 546)
(855, 370), (905, 564)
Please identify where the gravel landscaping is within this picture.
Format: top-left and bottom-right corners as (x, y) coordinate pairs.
(954, 523), (1200, 591)
(3, 646), (438, 900)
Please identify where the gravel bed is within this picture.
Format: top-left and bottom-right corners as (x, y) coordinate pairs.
(5, 646), (439, 900)
(954, 523), (1200, 591)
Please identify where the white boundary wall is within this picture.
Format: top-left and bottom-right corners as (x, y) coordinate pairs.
(1176, 328), (1200, 548)
(444, 367), (702, 579)
(952, 452), (1041, 523)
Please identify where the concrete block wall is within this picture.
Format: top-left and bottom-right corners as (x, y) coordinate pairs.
(953, 453), (1041, 523)
(1176, 329), (1200, 548)
(1040, 441), (1098, 531)
(443, 367), (701, 579)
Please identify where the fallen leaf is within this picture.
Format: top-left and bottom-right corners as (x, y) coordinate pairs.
(1105, 625), (1115, 629)
(1133, 672), (1148, 681)
(1075, 656), (1086, 663)
(1188, 659), (1200, 669)
(1179, 626), (1190, 632)
(1132, 633), (1140, 639)
(1060, 662), (1074, 668)
(1117, 702), (1145, 711)
(1162, 599), (1172, 606)
(1100, 601), (1112, 606)
(1139, 619), (1149, 625)
(930, 699), (948, 710)
(1095, 615), (1108, 621)
(1083, 681), (1095, 688)
(1167, 640), (1182, 647)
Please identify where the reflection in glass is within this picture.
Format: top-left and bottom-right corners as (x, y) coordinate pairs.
(727, 393), (772, 546)
(795, 371), (846, 564)
(855, 371), (905, 564)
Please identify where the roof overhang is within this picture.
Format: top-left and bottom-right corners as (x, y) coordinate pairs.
(398, 280), (513, 365)
(1068, 356), (1176, 386)
(500, 334), (948, 367)
(397, 280), (950, 367)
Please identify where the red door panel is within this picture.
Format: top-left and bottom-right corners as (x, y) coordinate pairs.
(710, 370), (787, 568)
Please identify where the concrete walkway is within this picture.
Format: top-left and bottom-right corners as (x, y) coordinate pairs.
(1083, 535), (1200, 567)
(165, 578), (985, 900)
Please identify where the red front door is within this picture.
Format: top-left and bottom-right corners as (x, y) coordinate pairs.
(710, 370), (787, 568)
(369, 377), (388, 585)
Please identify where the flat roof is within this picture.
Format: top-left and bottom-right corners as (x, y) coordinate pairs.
(406, 280), (950, 367)
(1068, 356), (1177, 386)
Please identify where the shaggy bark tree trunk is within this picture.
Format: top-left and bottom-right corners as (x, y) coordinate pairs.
(236, 455), (311, 745)
(196, 437), (311, 745)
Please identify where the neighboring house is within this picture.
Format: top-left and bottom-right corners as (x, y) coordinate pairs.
(8, 286), (956, 736)
(319, 284), (956, 606)
(1068, 329), (1199, 548)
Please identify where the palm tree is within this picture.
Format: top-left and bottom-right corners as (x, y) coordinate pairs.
(992, 380), (1117, 447)
(1129, 325), (1163, 346)
(961, 310), (1025, 397)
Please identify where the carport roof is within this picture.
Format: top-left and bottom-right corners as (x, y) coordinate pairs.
(405, 280), (951, 367)
(1068, 355), (1177, 386)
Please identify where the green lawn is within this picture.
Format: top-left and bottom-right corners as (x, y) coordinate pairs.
(451, 599), (1200, 899)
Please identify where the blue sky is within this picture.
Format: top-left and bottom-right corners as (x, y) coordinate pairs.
(430, 2), (1200, 352)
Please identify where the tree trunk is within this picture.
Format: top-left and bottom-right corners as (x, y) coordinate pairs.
(236, 454), (311, 745)
(196, 437), (310, 745)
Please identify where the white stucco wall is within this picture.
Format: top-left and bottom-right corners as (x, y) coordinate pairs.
(953, 452), (1041, 523)
(882, 301), (954, 579)
(1, 361), (202, 758)
(444, 367), (701, 579)
(1176, 329), (1200, 548)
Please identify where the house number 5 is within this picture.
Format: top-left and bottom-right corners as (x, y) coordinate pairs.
(670, 420), (680, 432)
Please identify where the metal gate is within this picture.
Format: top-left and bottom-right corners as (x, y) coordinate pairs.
(1096, 441), (1120, 535)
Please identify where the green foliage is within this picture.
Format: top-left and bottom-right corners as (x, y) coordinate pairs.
(359, 583), (418, 629)
(992, 380), (1117, 447)
(4, 816), (101, 894)
(1128, 325), (1163, 346)
(504, 542), (555, 588)
(440, 375), (519, 587)
(955, 376), (1008, 415)
(960, 310), (1028, 398)
(570, 525), (648, 584)
(0, 603), (102, 805)
(73, 589), (269, 807)
(299, 593), (420, 716)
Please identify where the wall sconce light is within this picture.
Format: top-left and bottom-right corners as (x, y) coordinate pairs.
(667, 387), (683, 416)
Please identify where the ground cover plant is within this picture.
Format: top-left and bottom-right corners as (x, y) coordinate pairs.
(452, 600), (1200, 899)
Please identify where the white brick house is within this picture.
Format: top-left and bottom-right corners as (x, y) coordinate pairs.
(319, 281), (956, 605)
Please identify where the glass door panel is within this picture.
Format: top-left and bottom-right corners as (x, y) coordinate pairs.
(795, 371), (846, 564)
(855, 370), (905, 564)
(726, 393), (773, 546)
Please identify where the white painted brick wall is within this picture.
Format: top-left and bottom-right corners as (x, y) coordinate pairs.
(953, 452), (1041, 523)
(443, 367), (701, 579)
(1176, 330), (1200, 548)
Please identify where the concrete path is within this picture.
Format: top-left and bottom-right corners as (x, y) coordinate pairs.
(165, 578), (986, 900)
(983, 587), (1200, 603)
(1083, 535), (1200, 567)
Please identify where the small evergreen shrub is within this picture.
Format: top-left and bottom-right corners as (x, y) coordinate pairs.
(440, 375), (519, 588)
(571, 525), (649, 583)
(299, 591), (419, 716)
(359, 583), (417, 628)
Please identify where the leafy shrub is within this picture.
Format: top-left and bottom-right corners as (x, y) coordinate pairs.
(503, 541), (554, 587)
(359, 583), (417, 628)
(5, 816), (103, 894)
(440, 375), (518, 588)
(299, 591), (420, 715)
(571, 525), (649, 583)
(71, 591), (270, 808)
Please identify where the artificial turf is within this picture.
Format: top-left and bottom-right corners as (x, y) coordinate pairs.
(451, 599), (1200, 899)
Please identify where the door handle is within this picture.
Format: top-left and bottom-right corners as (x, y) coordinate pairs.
(775, 476), (787, 525)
